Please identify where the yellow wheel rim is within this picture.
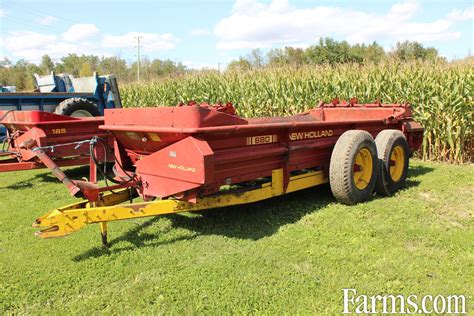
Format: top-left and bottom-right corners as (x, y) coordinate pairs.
(353, 147), (373, 190)
(389, 145), (405, 182)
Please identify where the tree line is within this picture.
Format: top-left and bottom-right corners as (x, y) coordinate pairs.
(227, 38), (442, 70)
(0, 54), (187, 91)
(0, 38), (446, 91)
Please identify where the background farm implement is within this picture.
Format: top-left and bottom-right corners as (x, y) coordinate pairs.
(31, 101), (423, 247)
(0, 72), (122, 138)
(0, 111), (111, 185)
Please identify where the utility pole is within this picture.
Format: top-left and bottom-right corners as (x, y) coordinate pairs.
(134, 36), (143, 82)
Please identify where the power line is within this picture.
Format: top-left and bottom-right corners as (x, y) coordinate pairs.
(1, 15), (59, 33)
(134, 36), (143, 82)
(3, 2), (88, 27)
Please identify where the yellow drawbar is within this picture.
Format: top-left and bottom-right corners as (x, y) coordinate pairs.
(33, 169), (328, 246)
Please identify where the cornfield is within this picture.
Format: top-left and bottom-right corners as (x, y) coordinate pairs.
(121, 60), (473, 163)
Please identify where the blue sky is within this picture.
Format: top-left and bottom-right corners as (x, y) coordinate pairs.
(0, 0), (472, 68)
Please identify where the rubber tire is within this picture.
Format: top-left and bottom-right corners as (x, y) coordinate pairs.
(329, 130), (378, 205)
(54, 98), (100, 117)
(375, 130), (409, 196)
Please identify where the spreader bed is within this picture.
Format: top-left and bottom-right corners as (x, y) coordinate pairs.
(0, 111), (111, 173)
(32, 101), (423, 246)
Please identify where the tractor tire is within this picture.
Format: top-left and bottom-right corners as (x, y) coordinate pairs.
(375, 129), (409, 196)
(329, 130), (378, 205)
(54, 98), (100, 117)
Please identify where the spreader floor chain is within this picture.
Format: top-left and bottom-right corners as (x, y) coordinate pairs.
(33, 169), (326, 246)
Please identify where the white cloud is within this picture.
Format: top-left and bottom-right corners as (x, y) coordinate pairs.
(3, 28), (102, 62)
(447, 6), (474, 21)
(62, 24), (100, 42)
(189, 28), (211, 36)
(183, 60), (218, 70)
(35, 15), (58, 26)
(4, 28), (179, 63)
(290, 42), (310, 49)
(387, 1), (418, 20)
(215, 0), (462, 50)
(4, 32), (57, 51)
(0, 8), (5, 18)
(102, 32), (179, 52)
(3, 32), (100, 61)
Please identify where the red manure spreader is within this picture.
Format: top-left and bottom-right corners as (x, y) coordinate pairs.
(0, 111), (111, 194)
(31, 101), (423, 246)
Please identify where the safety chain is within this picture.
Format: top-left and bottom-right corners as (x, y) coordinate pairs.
(32, 138), (98, 153)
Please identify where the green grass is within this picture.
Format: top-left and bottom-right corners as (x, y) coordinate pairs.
(0, 160), (472, 314)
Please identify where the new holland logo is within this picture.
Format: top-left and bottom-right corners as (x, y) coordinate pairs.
(289, 130), (334, 141)
(168, 163), (196, 173)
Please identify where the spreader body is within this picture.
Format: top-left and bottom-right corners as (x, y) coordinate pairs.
(0, 111), (109, 172)
(33, 101), (424, 243)
(102, 102), (423, 201)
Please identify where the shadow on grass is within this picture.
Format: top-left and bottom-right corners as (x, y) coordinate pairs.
(73, 216), (196, 261)
(407, 164), (434, 178)
(3, 181), (34, 190)
(399, 164), (433, 191)
(33, 165), (94, 183)
(70, 164), (432, 261)
(3, 164), (114, 190)
(73, 185), (335, 261)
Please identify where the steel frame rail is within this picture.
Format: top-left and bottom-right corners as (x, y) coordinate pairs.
(33, 168), (327, 246)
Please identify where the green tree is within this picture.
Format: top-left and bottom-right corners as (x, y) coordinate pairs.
(267, 47), (306, 66)
(247, 49), (265, 68)
(12, 59), (29, 90)
(226, 58), (253, 71)
(79, 62), (93, 77)
(0, 58), (12, 67)
(392, 41), (439, 61)
(0, 58), (13, 86)
(145, 58), (186, 79)
(61, 54), (99, 77)
(39, 55), (54, 75)
(267, 48), (286, 66)
(54, 63), (65, 74)
(98, 56), (128, 80)
(61, 54), (81, 76)
(363, 42), (385, 63)
(285, 47), (306, 65)
(25, 62), (40, 90)
(305, 37), (364, 64)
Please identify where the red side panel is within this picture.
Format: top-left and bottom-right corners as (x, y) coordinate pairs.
(135, 136), (214, 198)
(13, 127), (47, 161)
(99, 104), (424, 200)
(0, 111), (112, 172)
(403, 121), (424, 154)
(104, 106), (248, 129)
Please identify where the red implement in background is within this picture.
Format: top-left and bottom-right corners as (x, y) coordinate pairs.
(0, 111), (111, 175)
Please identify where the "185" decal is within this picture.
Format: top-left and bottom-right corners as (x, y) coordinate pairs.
(52, 128), (67, 134)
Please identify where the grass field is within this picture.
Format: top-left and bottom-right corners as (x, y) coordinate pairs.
(0, 160), (472, 314)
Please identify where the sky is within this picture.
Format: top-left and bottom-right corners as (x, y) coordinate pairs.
(0, 0), (473, 69)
